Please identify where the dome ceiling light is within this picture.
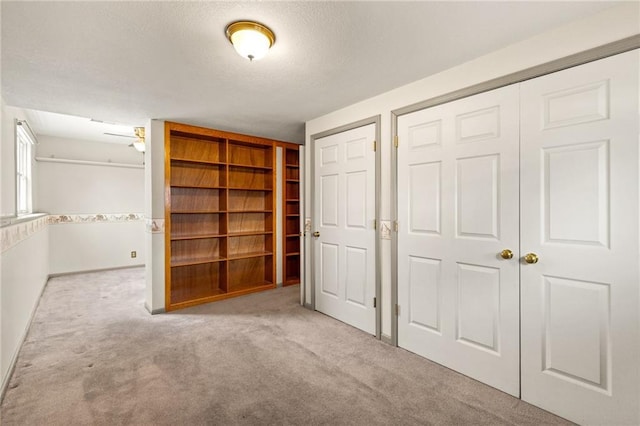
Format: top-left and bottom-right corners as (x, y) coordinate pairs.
(225, 21), (275, 61)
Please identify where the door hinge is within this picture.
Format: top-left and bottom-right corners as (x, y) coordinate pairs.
(394, 135), (399, 148)
(373, 297), (377, 308)
(395, 304), (400, 316)
(373, 219), (377, 230)
(394, 221), (399, 232)
(373, 140), (377, 151)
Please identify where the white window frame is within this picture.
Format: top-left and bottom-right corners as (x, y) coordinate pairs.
(16, 121), (34, 215)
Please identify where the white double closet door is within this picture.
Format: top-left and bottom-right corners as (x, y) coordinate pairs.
(397, 50), (639, 425)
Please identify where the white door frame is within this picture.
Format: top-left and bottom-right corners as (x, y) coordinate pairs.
(390, 35), (640, 346)
(309, 115), (382, 339)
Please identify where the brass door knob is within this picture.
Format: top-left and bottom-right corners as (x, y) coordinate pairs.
(524, 253), (539, 264)
(500, 249), (514, 259)
(313, 231), (320, 238)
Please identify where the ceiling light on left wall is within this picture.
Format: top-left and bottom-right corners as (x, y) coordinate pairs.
(225, 21), (275, 61)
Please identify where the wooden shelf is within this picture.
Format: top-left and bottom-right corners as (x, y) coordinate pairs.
(228, 251), (273, 261)
(171, 184), (226, 189)
(283, 145), (301, 286)
(228, 209), (273, 213)
(228, 187), (273, 191)
(228, 231), (273, 237)
(171, 233), (225, 241)
(171, 257), (226, 267)
(228, 163), (273, 170)
(171, 210), (226, 214)
(170, 262), (227, 305)
(229, 280), (274, 293)
(171, 158), (227, 166)
(166, 122), (279, 310)
(171, 187), (226, 213)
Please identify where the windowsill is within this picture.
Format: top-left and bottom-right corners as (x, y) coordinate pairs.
(0, 212), (48, 228)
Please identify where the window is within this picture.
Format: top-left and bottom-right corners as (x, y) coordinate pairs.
(16, 121), (34, 215)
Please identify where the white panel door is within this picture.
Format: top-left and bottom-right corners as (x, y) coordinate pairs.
(314, 124), (376, 334)
(397, 85), (520, 396)
(520, 51), (639, 425)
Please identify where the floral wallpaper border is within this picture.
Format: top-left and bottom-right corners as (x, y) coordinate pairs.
(145, 218), (165, 233)
(48, 213), (144, 224)
(1, 213), (145, 253)
(1, 215), (49, 253)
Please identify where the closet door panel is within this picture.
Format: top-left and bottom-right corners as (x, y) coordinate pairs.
(397, 84), (520, 396)
(520, 50), (639, 425)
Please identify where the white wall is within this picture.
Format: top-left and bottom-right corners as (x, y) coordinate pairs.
(304, 3), (640, 339)
(36, 135), (145, 274)
(0, 100), (48, 396)
(1, 223), (48, 392)
(48, 222), (144, 274)
(145, 120), (165, 313)
(37, 136), (143, 213)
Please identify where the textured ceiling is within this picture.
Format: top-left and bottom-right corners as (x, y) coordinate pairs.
(1, 1), (620, 143)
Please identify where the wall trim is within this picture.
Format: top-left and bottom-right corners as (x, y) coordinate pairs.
(35, 157), (144, 169)
(389, 37), (640, 348)
(381, 334), (393, 346)
(392, 35), (640, 119)
(144, 302), (166, 315)
(47, 264), (144, 279)
(49, 213), (144, 225)
(1, 214), (144, 253)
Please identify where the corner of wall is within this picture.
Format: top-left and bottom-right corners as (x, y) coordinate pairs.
(145, 119), (166, 313)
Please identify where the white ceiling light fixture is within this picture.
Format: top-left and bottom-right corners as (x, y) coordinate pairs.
(132, 127), (145, 152)
(225, 21), (275, 61)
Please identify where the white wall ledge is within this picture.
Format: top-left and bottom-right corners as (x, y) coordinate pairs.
(0, 213), (48, 229)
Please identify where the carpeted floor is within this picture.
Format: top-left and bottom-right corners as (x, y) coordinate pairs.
(0, 267), (570, 425)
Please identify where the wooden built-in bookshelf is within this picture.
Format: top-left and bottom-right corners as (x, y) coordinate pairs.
(283, 145), (301, 286)
(165, 122), (282, 311)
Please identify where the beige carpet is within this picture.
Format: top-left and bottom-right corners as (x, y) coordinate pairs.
(0, 267), (570, 425)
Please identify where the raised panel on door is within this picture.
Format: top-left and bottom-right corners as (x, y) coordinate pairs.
(320, 174), (339, 228)
(345, 246), (367, 307)
(456, 154), (499, 239)
(408, 256), (442, 334)
(456, 263), (500, 353)
(543, 141), (609, 246)
(314, 123), (376, 334)
(320, 243), (339, 297)
(520, 50), (639, 425)
(409, 162), (441, 235)
(397, 84), (520, 396)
